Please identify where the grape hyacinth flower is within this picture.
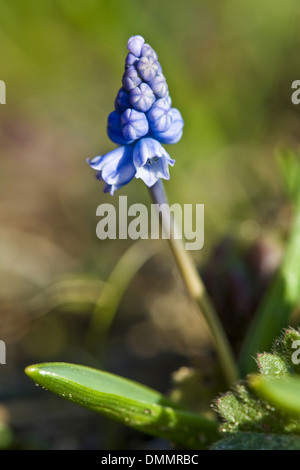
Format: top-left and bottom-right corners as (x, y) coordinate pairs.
(87, 35), (238, 386)
(87, 35), (184, 195)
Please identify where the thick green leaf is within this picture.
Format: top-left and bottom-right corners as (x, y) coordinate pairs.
(211, 432), (300, 450)
(25, 362), (219, 449)
(250, 375), (300, 415)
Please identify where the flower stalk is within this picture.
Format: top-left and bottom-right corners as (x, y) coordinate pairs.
(87, 35), (239, 386)
(149, 179), (239, 386)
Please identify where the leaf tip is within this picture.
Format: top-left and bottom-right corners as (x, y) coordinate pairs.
(25, 364), (38, 379)
(25, 363), (48, 384)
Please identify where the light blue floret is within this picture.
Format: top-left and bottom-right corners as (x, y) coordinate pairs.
(87, 35), (184, 193)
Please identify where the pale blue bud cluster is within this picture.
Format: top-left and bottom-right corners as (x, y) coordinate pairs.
(87, 35), (184, 194)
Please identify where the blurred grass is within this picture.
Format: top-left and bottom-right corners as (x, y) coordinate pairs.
(1, 0), (300, 449)
(1, 0), (300, 241)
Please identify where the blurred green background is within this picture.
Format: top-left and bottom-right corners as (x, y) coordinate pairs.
(1, 0), (300, 449)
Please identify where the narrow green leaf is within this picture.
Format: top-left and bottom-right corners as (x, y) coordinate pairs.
(277, 148), (300, 205)
(250, 374), (300, 415)
(239, 181), (300, 375)
(25, 362), (219, 449)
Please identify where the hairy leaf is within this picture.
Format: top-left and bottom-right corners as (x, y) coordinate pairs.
(215, 328), (300, 438)
(211, 432), (300, 450)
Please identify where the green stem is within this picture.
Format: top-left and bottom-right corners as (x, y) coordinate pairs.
(149, 180), (239, 386)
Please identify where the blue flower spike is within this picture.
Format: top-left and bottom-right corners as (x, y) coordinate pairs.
(86, 36), (239, 390)
(87, 35), (184, 194)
